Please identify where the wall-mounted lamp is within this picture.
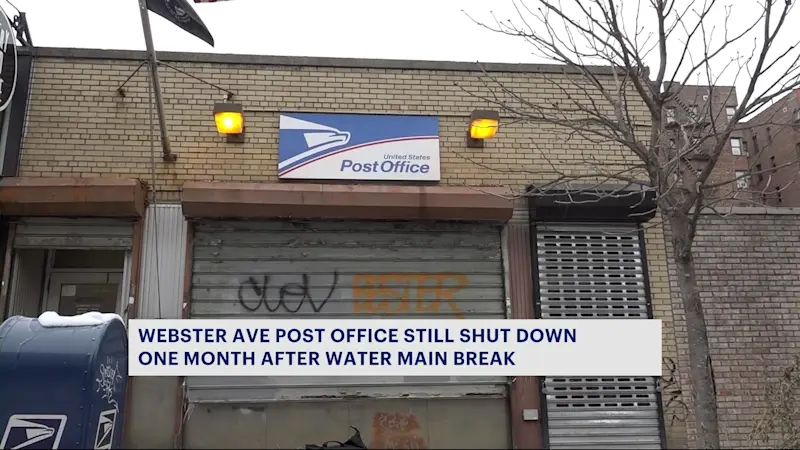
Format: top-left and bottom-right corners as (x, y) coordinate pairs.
(214, 102), (245, 143)
(467, 109), (500, 148)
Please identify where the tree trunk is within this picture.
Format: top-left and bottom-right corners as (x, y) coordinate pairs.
(670, 215), (721, 449)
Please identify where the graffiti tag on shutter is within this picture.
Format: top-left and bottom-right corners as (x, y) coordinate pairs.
(352, 273), (467, 319)
(236, 271), (339, 314)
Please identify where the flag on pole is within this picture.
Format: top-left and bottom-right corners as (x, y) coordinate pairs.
(145, 0), (214, 46)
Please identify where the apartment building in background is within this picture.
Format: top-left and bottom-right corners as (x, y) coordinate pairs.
(662, 83), (750, 202)
(737, 88), (800, 206)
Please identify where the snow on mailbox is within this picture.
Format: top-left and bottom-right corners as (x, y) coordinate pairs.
(0, 312), (128, 449)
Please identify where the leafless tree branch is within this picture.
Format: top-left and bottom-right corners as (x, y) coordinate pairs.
(460, 1), (800, 448)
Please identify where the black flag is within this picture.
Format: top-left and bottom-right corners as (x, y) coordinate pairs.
(145, 0), (215, 46)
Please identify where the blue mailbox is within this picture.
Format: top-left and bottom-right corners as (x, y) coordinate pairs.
(0, 313), (128, 449)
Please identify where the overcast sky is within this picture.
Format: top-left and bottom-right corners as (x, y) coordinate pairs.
(7, 0), (539, 62)
(4, 0), (798, 112)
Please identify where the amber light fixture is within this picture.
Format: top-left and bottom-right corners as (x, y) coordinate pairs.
(214, 102), (245, 143)
(467, 109), (500, 148)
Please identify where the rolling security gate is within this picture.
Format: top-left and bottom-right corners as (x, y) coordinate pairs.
(13, 218), (136, 249)
(187, 220), (507, 403)
(536, 223), (661, 449)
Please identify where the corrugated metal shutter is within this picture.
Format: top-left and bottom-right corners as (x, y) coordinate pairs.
(138, 204), (188, 319)
(187, 220), (506, 403)
(13, 218), (135, 249)
(536, 223), (661, 450)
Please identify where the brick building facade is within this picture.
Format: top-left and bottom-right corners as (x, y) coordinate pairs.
(662, 83), (750, 201)
(664, 208), (800, 448)
(739, 89), (800, 206)
(0, 47), (684, 449)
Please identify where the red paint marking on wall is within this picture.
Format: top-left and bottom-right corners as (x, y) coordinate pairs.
(370, 411), (428, 450)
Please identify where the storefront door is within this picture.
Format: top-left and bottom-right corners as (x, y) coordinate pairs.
(1, 218), (136, 321)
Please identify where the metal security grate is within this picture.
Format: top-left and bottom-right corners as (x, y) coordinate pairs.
(537, 225), (648, 319)
(536, 224), (661, 449)
(13, 218), (136, 249)
(187, 220), (507, 403)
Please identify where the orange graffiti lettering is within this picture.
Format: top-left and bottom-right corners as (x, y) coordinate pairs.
(352, 273), (467, 318)
(371, 412), (428, 450)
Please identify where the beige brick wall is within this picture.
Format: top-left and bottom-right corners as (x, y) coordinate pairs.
(18, 50), (684, 446)
(20, 54), (645, 199)
(645, 215), (688, 448)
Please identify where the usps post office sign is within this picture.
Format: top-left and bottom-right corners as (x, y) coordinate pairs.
(278, 113), (440, 181)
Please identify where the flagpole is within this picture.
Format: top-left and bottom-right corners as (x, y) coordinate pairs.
(137, 0), (177, 162)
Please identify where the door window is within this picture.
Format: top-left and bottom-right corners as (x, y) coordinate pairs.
(46, 272), (122, 315)
(58, 283), (119, 315)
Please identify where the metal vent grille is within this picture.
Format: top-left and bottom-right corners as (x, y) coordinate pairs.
(536, 224), (662, 449)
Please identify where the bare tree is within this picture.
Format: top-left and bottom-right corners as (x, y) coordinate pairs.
(463, 1), (800, 448)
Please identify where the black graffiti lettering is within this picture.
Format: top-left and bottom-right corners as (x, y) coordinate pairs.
(238, 275), (268, 312)
(659, 356), (688, 425)
(237, 271), (339, 314)
(280, 275), (313, 313)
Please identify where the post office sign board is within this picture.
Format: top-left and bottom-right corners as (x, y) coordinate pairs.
(278, 112), (440, 181)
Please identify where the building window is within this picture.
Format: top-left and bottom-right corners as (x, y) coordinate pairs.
(756, 164), (764, 183)
(776, 186), (783, 204)
(726, 106), (736, 121)
(753, 133), (760, 153)
(735, 171), (750, 189)
(771, 155), (777, 168)
(666, 107), (676, 124)
(690, 104), (699, 117)
(731, 137), (743, 155)
(767, 127), (772, 142)
(794, 109), (800, 123)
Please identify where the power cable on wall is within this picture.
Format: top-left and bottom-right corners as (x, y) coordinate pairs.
(146, 62), (164, 320)
(117, 61), (236, 101)
(116, 59), (234, 320)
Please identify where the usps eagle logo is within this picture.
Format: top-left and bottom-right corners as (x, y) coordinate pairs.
(93, 409), (117, 449)
(280, 116), (351, 154)
(277, 115), (353, 175)
(1, 415), (68, 449)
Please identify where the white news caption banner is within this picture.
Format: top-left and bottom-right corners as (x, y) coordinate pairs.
(128, 319), (662, 377)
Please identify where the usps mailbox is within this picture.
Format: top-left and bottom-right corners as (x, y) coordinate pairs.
(0, 312), (128, 449)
